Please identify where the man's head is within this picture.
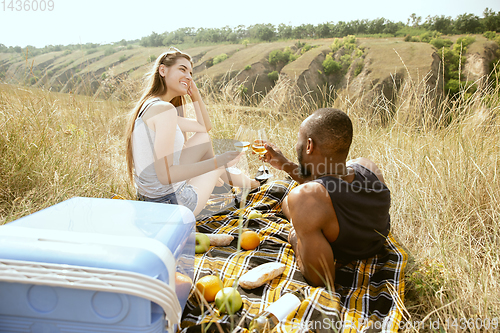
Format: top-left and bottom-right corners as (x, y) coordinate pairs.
(296, 108), (353, 178)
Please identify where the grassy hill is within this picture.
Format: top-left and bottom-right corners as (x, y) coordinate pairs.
(0, 35), (498, 106)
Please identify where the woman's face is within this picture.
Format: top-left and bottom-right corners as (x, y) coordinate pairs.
(161, 57), (193, 97)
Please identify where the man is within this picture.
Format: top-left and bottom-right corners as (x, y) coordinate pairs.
(261, 108), (390, 289)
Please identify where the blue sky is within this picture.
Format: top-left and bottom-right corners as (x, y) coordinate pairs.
(1, 0), (499, 48)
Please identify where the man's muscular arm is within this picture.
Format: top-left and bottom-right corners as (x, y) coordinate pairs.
(286, 183), (336, 290)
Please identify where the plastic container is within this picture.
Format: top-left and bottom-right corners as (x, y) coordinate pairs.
(0, 197), (196, 333)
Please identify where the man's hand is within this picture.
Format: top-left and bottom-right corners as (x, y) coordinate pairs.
(261, 142), (291, 171)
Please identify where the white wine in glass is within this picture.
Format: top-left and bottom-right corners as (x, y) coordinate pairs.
(234, 126), (252, 152)
(254, 128), (272, 178)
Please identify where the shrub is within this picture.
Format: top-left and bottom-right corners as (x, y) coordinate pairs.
(404, 34), (412, 42)
(301, 44), (313, 54)
(455, 36), (475, 48)
(238, 84), (248, 95)
(354, 61), (364, 76)
(205, 57), (214, 68)
(244, 65), (251, 71)
(119, 55), (127, 63)
(420, 31), (441, 43)
(86, 49), (97, 55)
(445, 79), (477, 96)
(429, 38), (453, 49)
(242, 39), (250, 47)
(101, 73), (107, 80)
(295, 40), (305, 49)
(213, 53), (228, 65)
(410, 36), (421, 42)
(148, 55), (156, 63)
(322, 54), (341, 75)
(104, 47), (116, 56)
(269, 48), (298, 67)
(63, 50), (72, 56)
(344, 35), (356, 45)
(29, 77), (38, 85)
(484, 31), (497, 40)
(330, 38), (343, 52)
(267, 71), (279, 82)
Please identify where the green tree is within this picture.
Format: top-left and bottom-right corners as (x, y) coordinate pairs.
(483, 8), (500, 32)
(454, 13), (482, 33)
(249, 24), (276, 41)
(277, 23), (293, 39)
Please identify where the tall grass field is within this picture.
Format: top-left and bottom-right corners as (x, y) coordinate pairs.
(1, 72), (499, 332)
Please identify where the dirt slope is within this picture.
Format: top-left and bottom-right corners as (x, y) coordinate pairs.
(0, 35), (496, 104)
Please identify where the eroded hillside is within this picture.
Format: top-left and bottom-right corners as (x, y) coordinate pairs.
(0, 35), (497, 106)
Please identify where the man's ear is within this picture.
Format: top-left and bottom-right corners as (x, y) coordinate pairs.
(306, 138), (314, 154)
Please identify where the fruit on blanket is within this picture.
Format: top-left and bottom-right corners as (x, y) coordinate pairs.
(175, 272), (193, 303)
(240, 230), (260, 250)
(195, 275), (223, 302)
(248, 210), (262, 219)
(215, 287), (243, 314)
(195, 233), (211, 253)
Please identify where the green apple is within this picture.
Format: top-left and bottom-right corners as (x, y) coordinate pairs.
(247, 210), (262, 219)
(215, 287), (242, 314)
(195, 233), (210, 254)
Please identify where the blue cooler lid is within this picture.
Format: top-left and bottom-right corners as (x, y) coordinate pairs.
(0, 197), (196, 280)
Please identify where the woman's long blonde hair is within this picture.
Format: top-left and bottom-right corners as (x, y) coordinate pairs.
(125, 49), (193, 184)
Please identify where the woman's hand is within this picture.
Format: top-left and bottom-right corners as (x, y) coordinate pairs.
(215, 151), (243, 169)
(187, 80), (201, 101)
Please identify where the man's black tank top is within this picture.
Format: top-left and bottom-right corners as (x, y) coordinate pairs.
(313, 163), (391, 263)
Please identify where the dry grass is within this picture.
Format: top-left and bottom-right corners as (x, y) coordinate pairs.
(1, 68), (499, 331)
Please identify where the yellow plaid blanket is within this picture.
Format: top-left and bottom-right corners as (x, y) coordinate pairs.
(180, 180), (407, 333)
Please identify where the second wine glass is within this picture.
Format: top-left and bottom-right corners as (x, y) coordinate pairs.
(253, 128), (273, 179)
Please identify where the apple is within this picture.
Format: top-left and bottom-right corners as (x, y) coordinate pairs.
(195, 233), (210, 253)
(247, 210), (262, 219)
(215, 287), (243, 314)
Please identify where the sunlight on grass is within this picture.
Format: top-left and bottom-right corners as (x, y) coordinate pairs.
(1, 68), (499, 331)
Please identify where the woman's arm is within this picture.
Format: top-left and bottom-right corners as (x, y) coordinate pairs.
(145, 102), (239, 185)
(176, 80), (212, 133)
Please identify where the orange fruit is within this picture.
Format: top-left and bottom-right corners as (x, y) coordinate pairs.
(195, 275), (223, 302)
(240, 230), (260, 250)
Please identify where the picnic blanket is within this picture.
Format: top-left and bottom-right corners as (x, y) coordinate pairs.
(180, 179), (408, 333)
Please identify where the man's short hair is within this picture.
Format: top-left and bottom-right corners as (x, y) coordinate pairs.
(303, 108), (353, 158)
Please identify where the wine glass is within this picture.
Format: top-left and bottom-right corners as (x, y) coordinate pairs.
(253, 128), (273, 179)
(233, 125), (252, 152)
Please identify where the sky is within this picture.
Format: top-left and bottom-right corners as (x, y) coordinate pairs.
(1, 0), (499, 48)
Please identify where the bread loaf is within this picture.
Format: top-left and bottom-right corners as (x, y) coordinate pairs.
(238, 262), (286, 289)
(206, 234), (234, 246)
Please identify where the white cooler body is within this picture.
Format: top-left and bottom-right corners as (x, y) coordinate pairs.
(0, 197), (196, 333)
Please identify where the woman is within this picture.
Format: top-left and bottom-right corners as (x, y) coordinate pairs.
(125, 49), (260, 216)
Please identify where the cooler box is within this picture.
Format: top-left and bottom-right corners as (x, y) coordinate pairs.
(0, 197), (196, 333)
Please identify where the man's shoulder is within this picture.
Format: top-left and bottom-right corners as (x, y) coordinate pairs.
(348, 157), (385, 184)
(287, 182), (332, 209)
